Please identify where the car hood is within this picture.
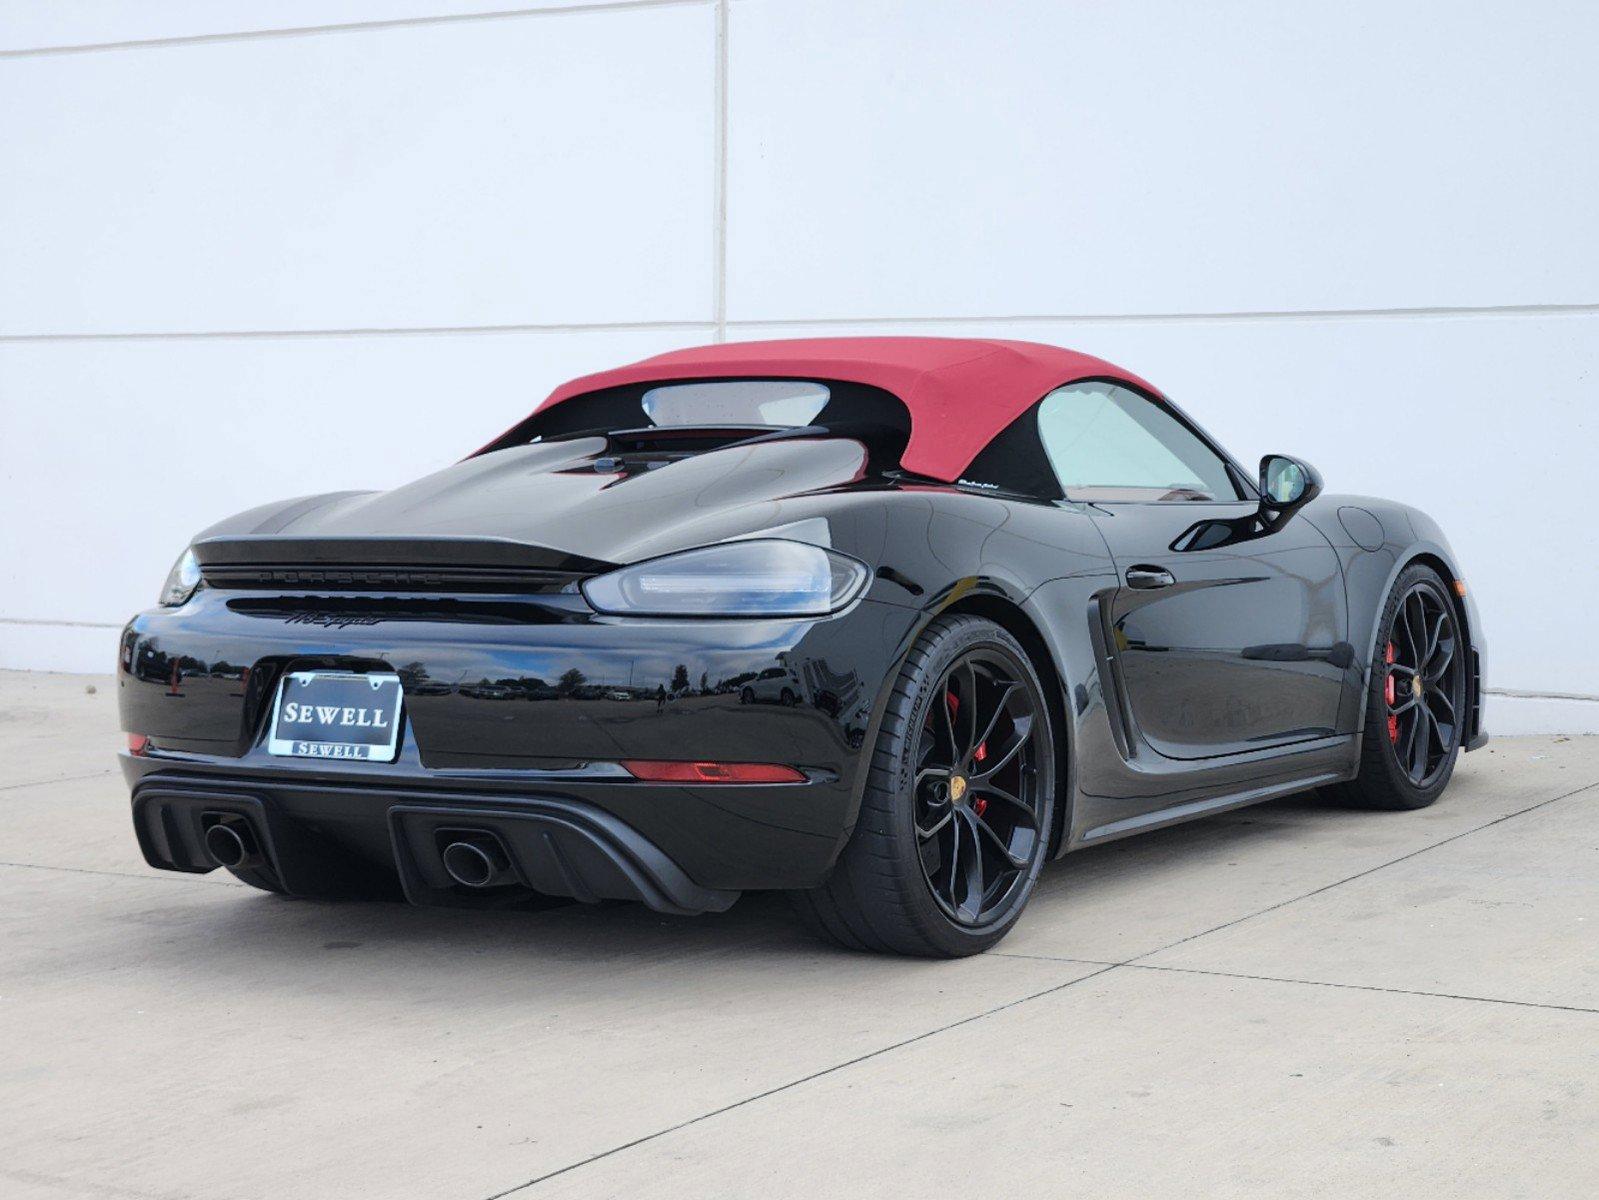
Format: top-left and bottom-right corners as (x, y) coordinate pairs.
(195, 436), (870, 566)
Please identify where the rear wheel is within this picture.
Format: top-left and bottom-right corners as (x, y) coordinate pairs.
(792, 615), (1056, 956)
(1335, 564), (1466, 810)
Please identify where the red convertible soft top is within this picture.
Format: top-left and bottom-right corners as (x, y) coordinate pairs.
(519, 336), (1161, 483)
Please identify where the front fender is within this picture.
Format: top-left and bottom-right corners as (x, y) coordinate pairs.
(1305, 496), (1486, 752)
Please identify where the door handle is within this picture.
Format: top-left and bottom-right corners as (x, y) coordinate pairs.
(1125, 564), (1176, 590)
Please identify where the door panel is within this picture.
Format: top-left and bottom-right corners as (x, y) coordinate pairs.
(1092, 502), (1349, 759)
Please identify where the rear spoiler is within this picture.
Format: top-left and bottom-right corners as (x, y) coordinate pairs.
(192, 535), (615, 575)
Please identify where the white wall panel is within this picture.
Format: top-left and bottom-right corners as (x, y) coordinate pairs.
(0, 622), (116, 675)
(0, 2), (619, 52)
(0, 0), (1593, 727)
(729, 312), (1595, 700)
(727, 0), (1599, 321)
(1490, 695), (1599, 737)
(0, 325), (705, 631)
(0, 3), (715, 333)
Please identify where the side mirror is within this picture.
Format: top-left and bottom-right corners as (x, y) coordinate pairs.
(1259, 454), (1322, 514)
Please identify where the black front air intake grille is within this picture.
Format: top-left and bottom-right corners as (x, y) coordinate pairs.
(200, 565), (583, 593)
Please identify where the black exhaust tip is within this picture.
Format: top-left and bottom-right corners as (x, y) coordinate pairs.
(204, 820), (259, 870)
(441, 836), (514, 888)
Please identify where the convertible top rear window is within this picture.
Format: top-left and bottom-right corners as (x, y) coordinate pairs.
(641, 381), (831, 428)
(517, 377), (912, 453)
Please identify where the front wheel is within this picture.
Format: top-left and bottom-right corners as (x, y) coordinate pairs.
(1334, 563), (1467, 810)
(792, 615), (1056, 957)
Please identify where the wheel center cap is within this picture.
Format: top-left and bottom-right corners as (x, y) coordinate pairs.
(1412, 675), (1423, 699)
(950, 775), (969, 804)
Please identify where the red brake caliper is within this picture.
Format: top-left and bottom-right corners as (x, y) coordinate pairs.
(1384, 640), (1399, 743)
(973, 739), (988, 815)
(947, 691), (988, 815)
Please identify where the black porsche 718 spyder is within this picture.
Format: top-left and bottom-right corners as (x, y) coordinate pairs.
(119, 337), (1486, 956)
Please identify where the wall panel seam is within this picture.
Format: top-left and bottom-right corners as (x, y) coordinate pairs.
(0, 322), (719, 344)
(712, 0), (730, 342)
(3, 302), (1597, 344)
(0, 0), (710, 59)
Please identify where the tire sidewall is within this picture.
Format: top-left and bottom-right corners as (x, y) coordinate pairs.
(1368, 566), (1464, 803)
(883, 619), (1056, 955)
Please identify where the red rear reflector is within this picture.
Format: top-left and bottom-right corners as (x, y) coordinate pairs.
(127, 734), (151, 756)
(621, 760), (804, 784)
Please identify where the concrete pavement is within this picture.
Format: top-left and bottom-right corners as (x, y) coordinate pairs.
(2, 670), (1595, 1199)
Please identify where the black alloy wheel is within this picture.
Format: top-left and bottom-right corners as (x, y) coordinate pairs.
(913, 651), (1045, 926)
(1383, 580), (1465, 787)
(1336, 564), (1467, 811)
(792, 615), (1056, 956)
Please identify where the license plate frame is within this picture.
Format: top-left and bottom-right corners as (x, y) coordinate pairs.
(267, 671), (404, 762)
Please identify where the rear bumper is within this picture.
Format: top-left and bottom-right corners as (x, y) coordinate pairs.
(122, 753), (851, 900)
(129, 773), (740, 914)
(117, 593), (921, 900)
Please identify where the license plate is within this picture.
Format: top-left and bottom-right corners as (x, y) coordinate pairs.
(268, 671), (403, 761)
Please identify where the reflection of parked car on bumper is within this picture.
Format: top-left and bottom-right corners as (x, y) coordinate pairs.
(738, 665), (801, 706)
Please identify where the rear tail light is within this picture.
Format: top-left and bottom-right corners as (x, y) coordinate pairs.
(621, 760), (805, 784)
(126, 734), (151, 756)
(582, 540), (868, 618)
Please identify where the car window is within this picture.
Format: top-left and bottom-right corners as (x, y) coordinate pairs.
(1035, 383), (1241, 502)
(640, 381), (830, 428)
(514, 379), (912, 459)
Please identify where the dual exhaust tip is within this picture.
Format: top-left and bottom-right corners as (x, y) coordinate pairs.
(440, 834), (517, 889)
(203, 815), (513, 890)
(203, 818), (263, 871)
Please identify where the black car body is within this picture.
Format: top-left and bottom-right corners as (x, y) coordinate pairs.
(119, 337), (1486, 954)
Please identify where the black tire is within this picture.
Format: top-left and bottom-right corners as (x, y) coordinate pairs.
(1334, 563), (1467, 811)
(792, 615), (1056, 957)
